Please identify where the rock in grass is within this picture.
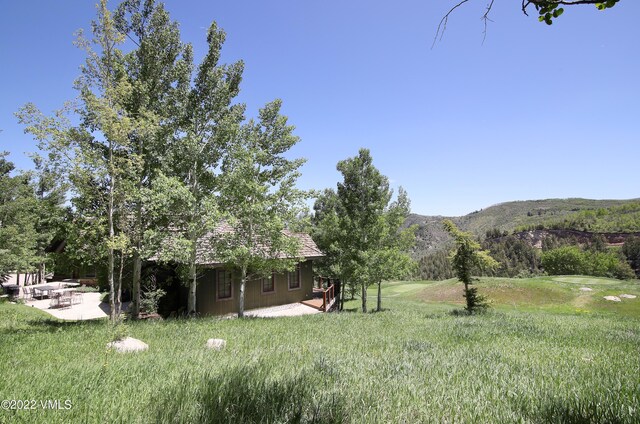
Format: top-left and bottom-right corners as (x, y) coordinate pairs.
(603, 296), (621, 302)
(206, 338), (226, 350)
(107, 337), (149, 353)
(620, 294), (637, 299)
(579, 287), (593, 292)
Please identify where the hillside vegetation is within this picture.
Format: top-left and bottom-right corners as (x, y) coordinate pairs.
(516, 201), (640, 233)
(2, 277), (639, 423)
(408, 198), (640, 254)
(410, 198), (640, 280)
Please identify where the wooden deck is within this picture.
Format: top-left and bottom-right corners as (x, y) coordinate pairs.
(301, 298), (325, 310)
(302, 284), (336, 312)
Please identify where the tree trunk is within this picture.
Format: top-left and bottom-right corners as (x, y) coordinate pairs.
(108, 150), (116, 323)
(132, 128), (144, 320)
(38, 262), (45, 284)
(376, 281), (382, 312)
(108, 247), (115, 322)
(187, 261), (197, 315)
(238, 265), (247, 318)
(116, 251), (124, 317)
(361, 281), (367, 313)
(131, 251), (141, 319)
(464, 281), (470, 312)
(16, 272), (20, 286)
(338, 277), (344, 311)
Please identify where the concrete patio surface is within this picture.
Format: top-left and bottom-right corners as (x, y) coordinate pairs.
(26, 294), (317, 320)
(27, 292), (129, 321)
(21, 282), (317, 320)
(243, 302), (322, 318)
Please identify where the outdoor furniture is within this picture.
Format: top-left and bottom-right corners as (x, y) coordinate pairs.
(72, 291), (83, 305)
(22, 286), (34, 300)
(58, 291), (73, 308)
(1, 284), (20, 298)
(49, 292), (61, 308)
(50, 288), (75, 308)
(33, 285), (56, 299)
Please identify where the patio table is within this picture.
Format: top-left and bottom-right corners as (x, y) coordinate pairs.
(33, 285), (57, 299)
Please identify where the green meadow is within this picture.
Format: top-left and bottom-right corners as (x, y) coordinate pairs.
(1, 276), (639, 423)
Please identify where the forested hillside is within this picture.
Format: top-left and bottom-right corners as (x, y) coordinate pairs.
(515, 202), (640, 233)
(409, 198), (640, 280)
(408, 198), (640, 254)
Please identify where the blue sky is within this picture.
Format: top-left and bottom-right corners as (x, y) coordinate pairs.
(1, 1), (638, 216)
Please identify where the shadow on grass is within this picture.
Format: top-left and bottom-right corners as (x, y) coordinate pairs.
(0, 317), (107, 336)
(155, 364), (349, 424)
(522, 395), (630, 424)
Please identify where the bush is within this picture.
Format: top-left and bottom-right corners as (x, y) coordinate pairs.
(542, 246), (635, 280)
(612, 261), (636, 280)
(75, 286), (99, 293)
(140, 276), (166, 315)
(541, 246), (587, 275)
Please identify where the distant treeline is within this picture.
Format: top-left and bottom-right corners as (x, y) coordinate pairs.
(415, 232), (640, 281)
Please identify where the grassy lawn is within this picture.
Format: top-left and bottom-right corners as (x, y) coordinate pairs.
(1, 276), (639, 423)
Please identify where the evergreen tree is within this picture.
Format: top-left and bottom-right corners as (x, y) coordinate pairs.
(443, 220), (497, 313)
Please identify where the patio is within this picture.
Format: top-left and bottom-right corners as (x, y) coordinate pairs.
(21, 282), (129, 320)
(26, 292), (126, 320)
(19, 282), (317, 320)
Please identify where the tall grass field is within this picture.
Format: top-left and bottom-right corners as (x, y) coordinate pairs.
(1, 275), (639, 423)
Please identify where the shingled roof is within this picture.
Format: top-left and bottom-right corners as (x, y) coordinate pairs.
(190, 223), (324, 266)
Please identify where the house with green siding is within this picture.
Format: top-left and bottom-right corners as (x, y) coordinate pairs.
(191, 227), (324, 316)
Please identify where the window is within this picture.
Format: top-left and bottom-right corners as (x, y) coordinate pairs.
(217, 270), (232, 300)
(262, 273), (275, 294)
(288, 264), (301, 290)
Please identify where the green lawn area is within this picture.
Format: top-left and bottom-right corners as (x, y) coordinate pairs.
(1, 276), (639, 423)
(413, 275), (640, 317)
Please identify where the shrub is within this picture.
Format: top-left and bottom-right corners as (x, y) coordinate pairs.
(541, 246), (587, 275)
(542, 246), (635, 280)
(140, 276), (166, 315)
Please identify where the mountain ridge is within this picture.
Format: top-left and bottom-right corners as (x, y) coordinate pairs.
(406, 197), (640, 256)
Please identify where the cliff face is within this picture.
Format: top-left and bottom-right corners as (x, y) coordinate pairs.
(403, 213), (456, 258)
(495, 229), (640, 249)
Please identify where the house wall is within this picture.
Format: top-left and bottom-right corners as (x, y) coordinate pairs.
(196, 260), (315, 316)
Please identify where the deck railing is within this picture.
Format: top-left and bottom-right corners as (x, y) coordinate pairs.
(322, 284), (336, 312)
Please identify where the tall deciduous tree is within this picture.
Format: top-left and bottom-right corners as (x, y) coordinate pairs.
(216, 100), (306, 317)
(18, 0), (139, 321)
(73, 0), (139, 321)
(332, 148), (416, 313)
(144, 21), (244, 314)
(28, 155), (68, 284)
(312, 188), (347, 309)
(0, 153), (38, 280)
(113, 0), (191, 318)
(172, 22), (243, 314)
(443, 219), (497, 313)
(368, 187), (417, 312)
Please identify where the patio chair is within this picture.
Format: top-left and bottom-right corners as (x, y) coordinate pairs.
(23, 286), (34, 301)
(58, 292), (73, 309)
(72, 291), (83, 305)
(49, 292), (61, 308)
